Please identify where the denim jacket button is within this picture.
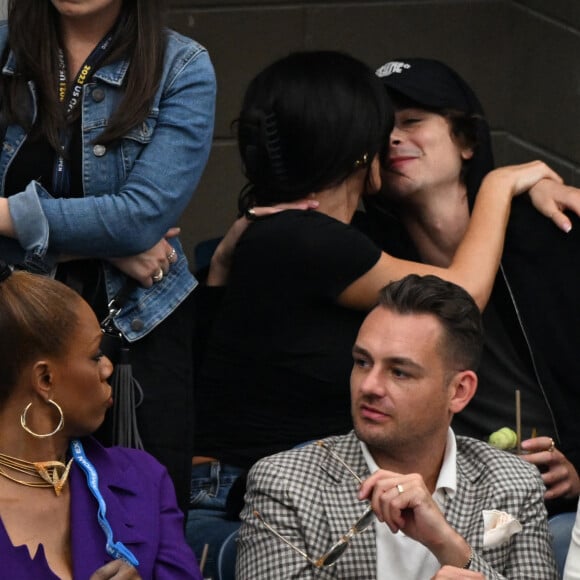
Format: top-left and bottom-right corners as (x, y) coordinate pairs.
(92, 88), (105, 102)
(130, 318), (145, 332)
(93, 144), (107, 157)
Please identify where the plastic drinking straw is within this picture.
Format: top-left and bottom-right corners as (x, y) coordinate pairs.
(515, 389), (522, 453)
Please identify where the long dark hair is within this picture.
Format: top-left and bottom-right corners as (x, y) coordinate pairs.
(2, 0), (166, 149)
(237, 51), (393, 210)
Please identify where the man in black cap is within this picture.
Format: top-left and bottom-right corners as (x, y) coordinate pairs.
(362, 58), (580, 520)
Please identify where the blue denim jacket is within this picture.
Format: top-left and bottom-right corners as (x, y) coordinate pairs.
(0, 23), (216, 341)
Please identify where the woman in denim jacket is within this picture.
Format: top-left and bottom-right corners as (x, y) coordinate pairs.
(0, 0), (216, 511)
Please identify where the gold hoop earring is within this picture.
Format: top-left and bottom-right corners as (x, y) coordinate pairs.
(20, 399), (64, 438)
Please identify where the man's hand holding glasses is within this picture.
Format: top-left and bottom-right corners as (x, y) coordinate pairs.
(254, 440), (473, 572)
(358, 470), (473, 570)
(253, 440), (375, 569)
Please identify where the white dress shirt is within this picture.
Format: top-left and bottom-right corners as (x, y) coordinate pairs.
(360, 428), (457, 580)
(564, 498), (580, 579)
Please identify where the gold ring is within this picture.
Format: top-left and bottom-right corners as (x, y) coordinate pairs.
(396, 484), (404, 495)
(167, 248), (177, 264)
(548, 438), (556, 453)
(152, 269), (164, 283)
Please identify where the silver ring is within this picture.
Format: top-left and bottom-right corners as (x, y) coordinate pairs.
(152, 268), (164, 283)
(167, 248), (177, 264)
(396, 484), (404, 495)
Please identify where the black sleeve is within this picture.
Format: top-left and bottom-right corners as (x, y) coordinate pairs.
(286, 211), (382, 299)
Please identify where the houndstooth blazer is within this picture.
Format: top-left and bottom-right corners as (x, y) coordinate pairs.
(237, 431), (557, 579)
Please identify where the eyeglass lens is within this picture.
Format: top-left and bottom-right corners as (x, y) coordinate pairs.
(254, 441), (375, 568)
(316, 507), (375, 567)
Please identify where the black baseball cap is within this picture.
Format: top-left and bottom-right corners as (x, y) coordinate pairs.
(375, 58), (485, 115)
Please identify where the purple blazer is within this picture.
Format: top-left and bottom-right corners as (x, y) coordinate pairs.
(0, 437), (202, 579)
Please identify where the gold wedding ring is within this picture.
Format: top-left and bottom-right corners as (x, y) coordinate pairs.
(152, 268), (164, 283)
(396, 484), (404, 495)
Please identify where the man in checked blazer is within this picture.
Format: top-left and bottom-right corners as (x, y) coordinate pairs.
(237, 275), (557, 579)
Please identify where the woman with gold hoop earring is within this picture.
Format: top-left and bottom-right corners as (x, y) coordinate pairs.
(0, 262), (201, 579)
(0, 0), (216, 514)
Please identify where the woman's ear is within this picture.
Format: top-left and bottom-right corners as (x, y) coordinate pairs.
(461, 146), (474, 161)
(30, 361), (54, 400)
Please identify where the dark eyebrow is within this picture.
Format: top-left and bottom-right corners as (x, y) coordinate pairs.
(352, 346), (424, 373)
(352, 345), (370, 357)
(398, 107), (426, 115)
(388, 357), (424, 373)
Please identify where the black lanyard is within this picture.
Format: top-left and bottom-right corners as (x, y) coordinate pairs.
(52, 29), (116, 196)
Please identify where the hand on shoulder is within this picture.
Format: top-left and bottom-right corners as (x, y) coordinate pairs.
(483, 161), (562, 200)
(528, 178), (580, 233)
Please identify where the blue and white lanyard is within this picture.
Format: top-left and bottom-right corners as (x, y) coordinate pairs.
(70, 439), (139, 567)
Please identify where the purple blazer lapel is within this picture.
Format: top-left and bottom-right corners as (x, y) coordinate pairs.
(69, 439), (148, 578)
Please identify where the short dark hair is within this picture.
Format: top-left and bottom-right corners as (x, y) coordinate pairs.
(237, 50), (393, 210)
(377, 274), (483, 371)
(0, 268), (82, 404)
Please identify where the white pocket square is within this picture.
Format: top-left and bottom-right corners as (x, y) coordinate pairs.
(482, 509), (522, 548)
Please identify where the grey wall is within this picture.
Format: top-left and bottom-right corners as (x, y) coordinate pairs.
(3, 1), (577, 266)
(165, 0), (580, 268)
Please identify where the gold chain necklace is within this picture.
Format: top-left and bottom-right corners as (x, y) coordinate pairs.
(0, 451), (73, 496)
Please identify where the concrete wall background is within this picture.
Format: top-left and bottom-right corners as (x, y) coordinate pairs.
(167, 0), (580, 267)
(2, 1), (577, 266)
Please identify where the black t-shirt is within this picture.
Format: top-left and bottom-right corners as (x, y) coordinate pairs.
(195, 210), (382, 468)
(355, 209), (555, 442)
(4, 123), (106, 314)
(4, 122), (83, 199)
(451, 283), (554, 441)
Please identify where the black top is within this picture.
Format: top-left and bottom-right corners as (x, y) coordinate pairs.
(357, 202), (580, 516)
(452, 278), (554, 441)
(500, 196), (580, 470)
(355, 209), (552, 440)
(4, 122), (83, 199)
(4, 123), (106, 315)
(195, 210), (382, 469)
